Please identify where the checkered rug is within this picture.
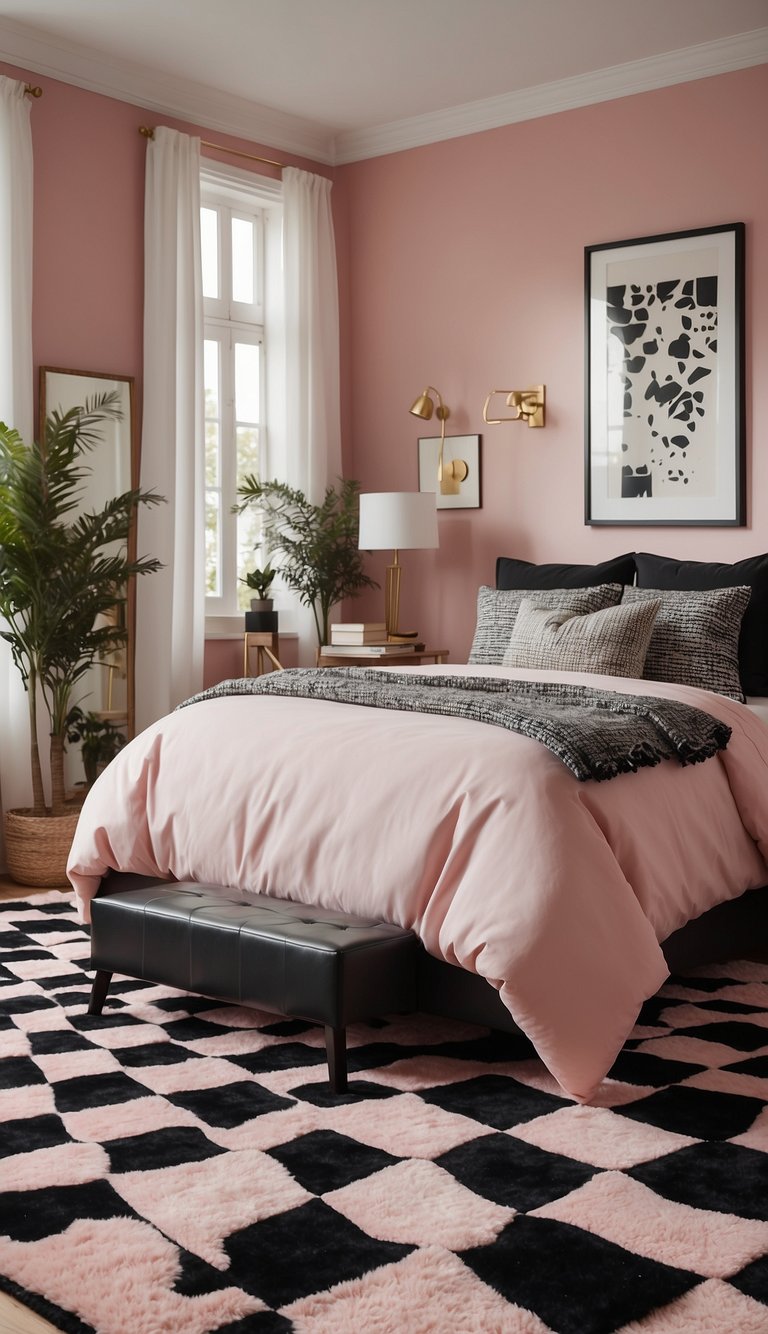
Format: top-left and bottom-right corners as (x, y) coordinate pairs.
(1, 894), (767, 1334)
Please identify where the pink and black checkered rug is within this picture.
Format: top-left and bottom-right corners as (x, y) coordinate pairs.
(1, 893), (767, 1333)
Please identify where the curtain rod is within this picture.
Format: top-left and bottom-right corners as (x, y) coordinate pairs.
(24, 85), (42, 98)
(138, 126), (283, 172)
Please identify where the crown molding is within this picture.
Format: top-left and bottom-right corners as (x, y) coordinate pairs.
(333, 27), (768, 163)
(1, 17), (765, 168)
(0, 17), (336, 164)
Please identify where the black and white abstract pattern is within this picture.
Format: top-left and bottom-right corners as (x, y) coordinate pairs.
(607, 268), (718, 501)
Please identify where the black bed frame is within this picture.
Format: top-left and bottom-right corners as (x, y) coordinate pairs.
(96, 874), (768, 1037)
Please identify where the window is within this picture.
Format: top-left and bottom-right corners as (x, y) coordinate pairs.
(201, 165), (283, 619)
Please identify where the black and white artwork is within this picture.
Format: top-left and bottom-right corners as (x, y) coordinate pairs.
(585, 224), (745, 526)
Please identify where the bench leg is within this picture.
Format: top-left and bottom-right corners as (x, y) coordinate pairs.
(325, 1024), (348, 1093)
(88, 968), (113, 1015)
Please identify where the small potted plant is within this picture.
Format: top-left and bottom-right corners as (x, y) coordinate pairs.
(65, 707), (127, 788)
(242, 564), (276, 611)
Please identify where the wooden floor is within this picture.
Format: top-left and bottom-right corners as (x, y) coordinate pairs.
(0, 879), (69, 1334)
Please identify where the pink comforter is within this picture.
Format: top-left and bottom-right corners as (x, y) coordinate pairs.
(67, 665), (768, 1101)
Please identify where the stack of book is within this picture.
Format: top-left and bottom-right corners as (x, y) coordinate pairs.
(330, 623), (387, 645)
(323, 623), (422, 656)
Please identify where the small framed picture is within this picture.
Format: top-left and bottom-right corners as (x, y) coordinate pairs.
(418, 434), (481, 509)
(585, 222), (745, 526)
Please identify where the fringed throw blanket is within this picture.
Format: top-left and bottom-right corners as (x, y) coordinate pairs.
(180, 669), (731, 782)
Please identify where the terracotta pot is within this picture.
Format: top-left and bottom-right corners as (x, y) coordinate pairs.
(4, 805), (82, 888)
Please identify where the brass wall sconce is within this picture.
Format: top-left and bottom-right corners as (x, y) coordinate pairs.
(409, 386), (469, 495)
(483, 385), (546, 428)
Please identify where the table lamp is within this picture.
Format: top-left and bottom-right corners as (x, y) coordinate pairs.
(358, 491), (438, 640)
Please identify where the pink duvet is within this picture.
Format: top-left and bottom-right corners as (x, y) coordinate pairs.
(67, 665), (768, 1102)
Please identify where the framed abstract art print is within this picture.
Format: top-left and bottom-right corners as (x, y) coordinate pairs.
(585, 222), (745, 526)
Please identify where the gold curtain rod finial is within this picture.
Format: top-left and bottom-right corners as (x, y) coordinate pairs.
(139, 125), (155, 139)
(483, 385), (546, 428)
(24, 85), (42, 98)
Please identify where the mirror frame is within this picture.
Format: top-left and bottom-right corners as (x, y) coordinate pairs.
(39, 366), (138, 739)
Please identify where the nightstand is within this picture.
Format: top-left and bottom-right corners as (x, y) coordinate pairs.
(317, 648), (449, 668)
(243, 631), (283, 676)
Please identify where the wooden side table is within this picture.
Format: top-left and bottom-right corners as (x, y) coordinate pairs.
(243, 631), (283, 677)
(317, 648), (449, 668)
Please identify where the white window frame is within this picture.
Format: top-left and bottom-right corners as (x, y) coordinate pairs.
(201, 161), (284, 627)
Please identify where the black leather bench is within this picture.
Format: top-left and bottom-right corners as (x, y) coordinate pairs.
(88, 878), (418, 1093)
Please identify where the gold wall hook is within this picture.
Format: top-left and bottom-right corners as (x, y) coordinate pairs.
(483, 385), (546, 428)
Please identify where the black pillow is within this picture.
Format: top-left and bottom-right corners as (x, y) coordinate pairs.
(634, 552), (768, 697)
(496, 553), (636, 591)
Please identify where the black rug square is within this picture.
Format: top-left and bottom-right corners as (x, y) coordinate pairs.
(461, 1215), (698, 1334)
(52, 1070), (151, 1113)
(34, 971), (90, 993)
(615, 1084), (764, 1140)
(224, 1198), (411, 1307)
(0, 1055), (48, 1089)
(675, 1020), (768, 1052)
(722, 1053), (768, 1077)
(113, 1040), (202, 1068)
(1, 993), (57, 1015)
(28, 1028), (93, 1056)
(629, 1142), (768, 1220)
(419, 1072), (567, 1128)
(0, 1115), (73, 1159)
(168, 1080), (294, 1127)
(606, 1048), (705, 1086)
(436, 1131), (597, 1210)
(288, 1078), (398, 1106)
(158, 1016), (242, 1042)
(104, 1126), (226, 1173)
(730, 1252), (768, 1306)
(228, 1043), (327, 1075)
(0, 1179), (137, 1242)
(268, 1129), (400, 1194)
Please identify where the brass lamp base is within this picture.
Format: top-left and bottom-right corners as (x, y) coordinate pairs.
(384, 554), (418, 640)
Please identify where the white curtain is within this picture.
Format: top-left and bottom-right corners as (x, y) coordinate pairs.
(0, 76), (34, 865)
(135, 127), (205, 732)
(282, 166), (342, 665)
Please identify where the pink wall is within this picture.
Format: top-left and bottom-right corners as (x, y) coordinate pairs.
(337, 65), (768, 659)
(4, 56), (767, 670)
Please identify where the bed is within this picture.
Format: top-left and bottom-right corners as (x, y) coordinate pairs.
(67, 550), (768, 1104)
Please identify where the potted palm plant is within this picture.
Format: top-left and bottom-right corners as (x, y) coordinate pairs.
(0, 393), (163, 886)
(241, 564), (276, 611)
(233, 477), (377, 647)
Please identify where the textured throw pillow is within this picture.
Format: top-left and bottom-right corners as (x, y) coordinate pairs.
(634, 551), (768, 696)
(622, 586), (751, 701)
(469, 584), (623, 665)
(496, 553), (636, 591)
(501, 597), (661, 678)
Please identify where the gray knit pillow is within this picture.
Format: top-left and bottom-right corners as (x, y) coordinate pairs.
(622, 586), (751, 701)
(502, 597), (661, 678)
(469, 584), (623, 665)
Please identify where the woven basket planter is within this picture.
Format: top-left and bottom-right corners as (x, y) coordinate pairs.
(4, 806), (82, 888)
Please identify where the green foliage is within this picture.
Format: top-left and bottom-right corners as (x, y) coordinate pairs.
(65, 706), (126, 786)
(0, 392), (163, 815)
(234, 477), (377, 645)
(241, 564), (275, 599)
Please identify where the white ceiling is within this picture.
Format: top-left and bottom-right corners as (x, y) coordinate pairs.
(1, 0), (766, 162)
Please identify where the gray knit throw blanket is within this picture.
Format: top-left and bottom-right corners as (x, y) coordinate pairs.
(179, 669), (731, 783)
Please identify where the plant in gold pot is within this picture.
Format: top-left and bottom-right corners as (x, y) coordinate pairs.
(0, 394), (162, 886)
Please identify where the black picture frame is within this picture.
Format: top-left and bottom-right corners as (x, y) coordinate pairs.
(585, 222), (745, 526)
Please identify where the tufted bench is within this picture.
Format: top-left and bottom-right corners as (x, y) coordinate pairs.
(87, 877), (418, 1093)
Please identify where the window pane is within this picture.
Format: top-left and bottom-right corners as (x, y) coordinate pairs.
(232, 217), (254, 304)
(235, 341), (259, 423)
(205, 493), (221, 596)
(236, 424), (259, 487)
(205, 422), (220, 487)
(237, 507), (263, 610)
(204, 339), (219, 415)
(201, 208), (219, 299)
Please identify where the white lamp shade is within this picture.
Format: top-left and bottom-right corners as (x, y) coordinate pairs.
(358, 491), (438, 551)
